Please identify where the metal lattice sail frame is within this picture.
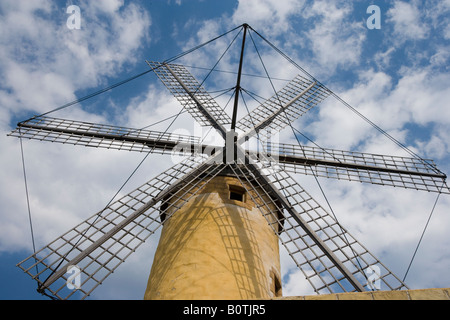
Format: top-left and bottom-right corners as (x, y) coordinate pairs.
(9, 25), (449, 300)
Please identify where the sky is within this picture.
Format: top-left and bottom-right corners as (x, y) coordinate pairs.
(0, 0), (449, 300)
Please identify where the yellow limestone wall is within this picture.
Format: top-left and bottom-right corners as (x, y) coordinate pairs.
(144, 175), (282, 300)
(276, 288), (450, 300)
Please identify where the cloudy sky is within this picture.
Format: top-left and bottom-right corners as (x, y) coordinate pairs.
(1, 0), (449, 300)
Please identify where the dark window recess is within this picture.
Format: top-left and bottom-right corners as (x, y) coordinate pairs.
(230, 191), (244, 202)
(270, 270), (282, 297)
(274, 275), (282, 297)
(229, 185), (246, 202)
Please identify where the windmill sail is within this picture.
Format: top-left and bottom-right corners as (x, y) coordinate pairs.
(148, 61), (231, 135)
(9, 116), (201, 155)
(249, 142), (449, 194)
(236, 75), (331, 141)
(17, 155), (225, 300)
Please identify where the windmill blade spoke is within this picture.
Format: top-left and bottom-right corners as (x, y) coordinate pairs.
(148, 61), (230, 136)
(237, 75), (331, 141)
(9, 116), (201, 155)
(252, 142), (449, 194)
(17, 155), (227, 300)
(236, 159), (408, 294)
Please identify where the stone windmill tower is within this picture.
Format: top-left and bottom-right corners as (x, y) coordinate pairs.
(10, 24), (449, 300)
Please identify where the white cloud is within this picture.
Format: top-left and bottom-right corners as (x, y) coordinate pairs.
(444, 25), (450, 39)
(307, 61), (450, 157)
(387, 1), (430, 41)
(307, 69), (394, 150)
(300, 0), (366, 74)
(232, 0), (304, 36)
(0, 0), (151, 117)
(416, 124), (450, 160)
(374, 47), (396, 69)
(88, 0), (125, 14)
(390, 71), (450, 126)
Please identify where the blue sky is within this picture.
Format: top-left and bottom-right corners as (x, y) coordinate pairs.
(1, 0), (449, 300)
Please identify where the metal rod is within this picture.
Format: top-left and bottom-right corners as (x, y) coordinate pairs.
(18, 122), (180, 149)
(231, 24), (248, 130)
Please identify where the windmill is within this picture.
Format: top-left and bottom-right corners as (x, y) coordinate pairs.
(9, 24), (449, 300)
